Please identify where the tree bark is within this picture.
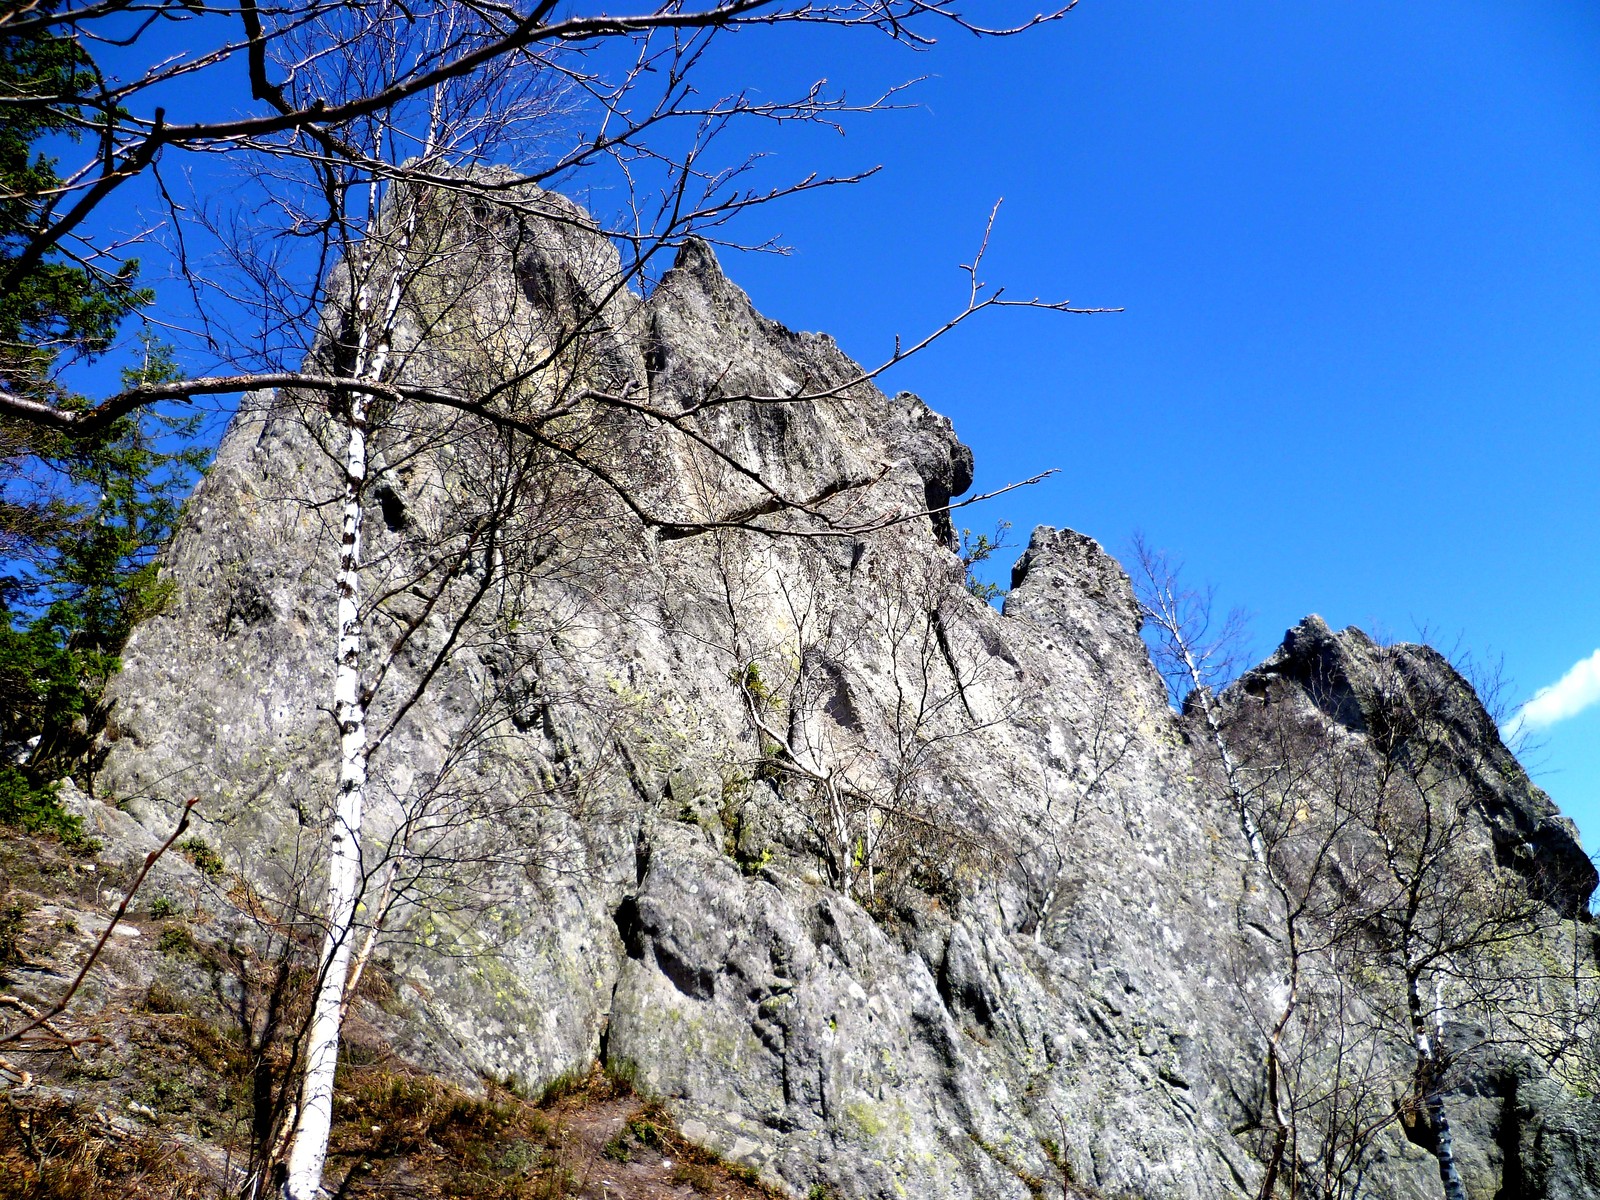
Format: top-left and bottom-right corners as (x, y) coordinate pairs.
(282, 182), (414, 1199)
(281, 389), (370, 1200)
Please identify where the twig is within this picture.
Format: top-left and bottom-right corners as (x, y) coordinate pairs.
(0, 797), (198, 1049)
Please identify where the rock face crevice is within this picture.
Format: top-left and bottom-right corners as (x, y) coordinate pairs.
(95, 186), (1599, 1200)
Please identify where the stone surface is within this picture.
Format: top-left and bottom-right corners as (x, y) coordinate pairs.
(91, 184), (1599, 1199)
(1236, 615), (1596, 917)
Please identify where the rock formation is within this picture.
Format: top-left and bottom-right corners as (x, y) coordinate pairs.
(91, 184), (1599, 1199)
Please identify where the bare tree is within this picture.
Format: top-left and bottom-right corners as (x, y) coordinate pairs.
(0, 0), (1095, 438)
(1130, 532), (1258, 859)
(703, 519), (1005, 909)
(1213, 683), (1409, 1200)
(1019, 663), (1133, 944)
(1132, 540), (1594, 1200)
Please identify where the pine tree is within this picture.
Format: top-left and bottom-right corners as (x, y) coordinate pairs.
(0, 335), (204, 829)
(0, 9), (204, 820)
(1, 1), (148, 407)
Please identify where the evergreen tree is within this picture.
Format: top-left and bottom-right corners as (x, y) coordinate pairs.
(1, 335), (204, 831)
(1, 0), (148, 407)
(0, 9), (203, 829)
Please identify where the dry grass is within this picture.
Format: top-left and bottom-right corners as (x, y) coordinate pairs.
(608, 1098), (779, 1197)
(325, 1063), (786, 1200)
(0, 822), (793, 1200)
(0, 1095), (214, 1200)
(327, 1064), (565, 1199)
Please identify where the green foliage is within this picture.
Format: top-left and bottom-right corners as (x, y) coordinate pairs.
(753, 742), (786, 784)
(1, 5), (149, 409)
(603, 1057), (642, 1094)
(148, 896), (178, 919)
(1, 333), (204, 785)
(155, 925), (195, 957)
(1, 5), (204, 799)
(0, 762), (88, 846)
(739, 845), (774, 876)
(0, 897), (28, 968)
(959, 521), (1012, 604)
(177, 836), (224, 879)
(730, 660), (774, 711)
(626, 1110), (667, 1149)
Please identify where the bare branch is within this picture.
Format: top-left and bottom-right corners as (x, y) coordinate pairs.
(0, 797), (198, 1051)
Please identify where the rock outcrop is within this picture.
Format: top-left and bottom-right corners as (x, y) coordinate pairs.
(92, 184), (1598, 1199)
(1236, 615), (1596, 918)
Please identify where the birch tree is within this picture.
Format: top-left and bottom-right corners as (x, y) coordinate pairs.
(274, 33), (452, 1196)
(1130, 533), (1261, 861)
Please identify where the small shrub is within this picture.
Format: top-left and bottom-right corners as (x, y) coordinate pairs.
(0, 766), (92, 849)
(534, 1068), (592, 1106)
(148, 896), (179, 919)
(959, 521), (1013, 604)
(132, 1073), (197, 1116)
(739, 845), (774, 876)
(141, 983), (189, 1014)
(496, 1138), (539, 1173)
(605, 1057), (641, 1094)
(0, 899), (29, 967)
(626, 1109), (667, 1149)
(326, 1063), (574, 1197)
(156, 926), (194, 957)
(177, 836), (224, 878)
(672, 1160), (721, 1193)
(730, 661), (774, 711)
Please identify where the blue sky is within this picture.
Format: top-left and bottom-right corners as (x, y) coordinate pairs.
(681, 2), (1600, 842)
(66, 3), (1600, 843)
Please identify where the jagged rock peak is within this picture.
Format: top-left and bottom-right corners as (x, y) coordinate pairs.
(1237, 615), (1596, 916)
(669, 234), (723, 279)
(1006, 526), (1140, 628)
(1002, 526), (1139, 636)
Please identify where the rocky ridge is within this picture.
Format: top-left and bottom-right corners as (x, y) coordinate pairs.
(78, 184), (1600, 1199)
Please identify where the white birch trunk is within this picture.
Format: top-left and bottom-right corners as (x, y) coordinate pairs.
(1406, 969), (1468, 1200)
(282, 389), (370, 1200)
(1183, 655), (1266, 866)
(1430, 975), (1469, 1200)
(282, 180), (417, 1200)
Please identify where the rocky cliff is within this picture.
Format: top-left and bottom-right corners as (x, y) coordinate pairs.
(86, 184), (1599, 1199)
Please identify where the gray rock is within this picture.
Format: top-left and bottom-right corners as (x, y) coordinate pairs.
(1235, 615), (1596, 916)
(94, 182), (1600, 1200)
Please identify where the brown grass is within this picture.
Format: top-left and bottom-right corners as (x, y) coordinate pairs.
(0, 827), (796, 1200)
(329, 1066), (548, 1196)
(324, 1063), (787, 1200)
(0, 1096), (214, 1200)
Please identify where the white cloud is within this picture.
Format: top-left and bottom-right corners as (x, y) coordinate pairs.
(1504, 648), (1600, 736)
